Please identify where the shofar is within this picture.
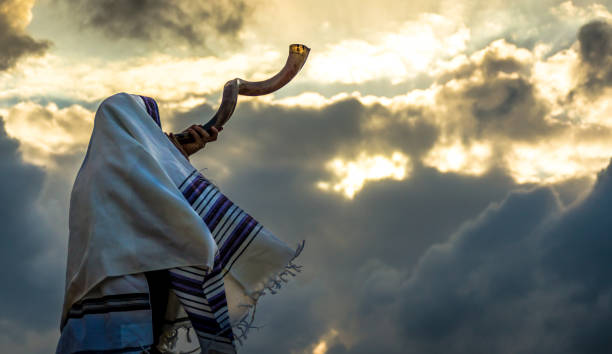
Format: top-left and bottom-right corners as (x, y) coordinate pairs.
(174, 43), (310, 145)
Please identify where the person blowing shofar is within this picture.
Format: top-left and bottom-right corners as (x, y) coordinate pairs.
(56, 44), (310, 354)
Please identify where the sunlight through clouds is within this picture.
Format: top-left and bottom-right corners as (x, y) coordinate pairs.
(1, 0), (36, 29)
(532, 45), (577, 116)
(423, 142), (493, 175)
(2, 101), (93, 167)
(308, 329), (339, 354)
(0, 47), (284, 102)
(569, 91), (612, 126)
(306, 14), (469, 84)
(267, 87), (438, 110)
(317, 151), (411, 199)
(312, 340), (329, 354)
(506, 141), (612, 184)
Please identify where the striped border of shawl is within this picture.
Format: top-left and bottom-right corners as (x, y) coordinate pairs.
(167, 170), (274, 351)
(139, 95), (161, 128)
(161, 170), (305, 351)
(66, 293), (151, 320)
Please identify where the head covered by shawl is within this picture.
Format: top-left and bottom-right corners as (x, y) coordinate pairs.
(61, 93), (218, 323)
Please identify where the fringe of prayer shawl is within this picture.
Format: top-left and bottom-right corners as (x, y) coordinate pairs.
(159, 244), (303, 353)
(157, 170), (304, 353)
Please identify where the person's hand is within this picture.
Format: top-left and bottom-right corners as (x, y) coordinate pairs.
(180, 125), (222, 156)
(166, 125), (223, 160)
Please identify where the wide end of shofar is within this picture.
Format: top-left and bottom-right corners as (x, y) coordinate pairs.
(174, 44), (310, 145)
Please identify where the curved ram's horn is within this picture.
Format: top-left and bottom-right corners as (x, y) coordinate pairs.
(174, 44), (310, 145)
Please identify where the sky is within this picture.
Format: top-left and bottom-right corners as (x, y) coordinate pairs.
(1, 0), (612, 353)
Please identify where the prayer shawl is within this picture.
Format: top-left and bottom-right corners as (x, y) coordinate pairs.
(56, 93), (303, 353)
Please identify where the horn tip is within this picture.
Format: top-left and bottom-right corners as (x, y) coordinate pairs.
(290, 43), (310, 55)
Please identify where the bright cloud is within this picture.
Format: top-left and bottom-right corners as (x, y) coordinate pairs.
(551, 1), (612, 23)
(265, 86), (438, 111)
(1, 102), (93, 167)
(305, 329), (340, 354)
(423, 142), (493, 175)
(1, 0), (36, 29)
(532, 46), (578, 116)
(0, 46), (285, 103)
(419, 36), (612, 185)
(306, 14), (470, 84)
(317, 151), (411, 199)
(506, 138), (612, 184)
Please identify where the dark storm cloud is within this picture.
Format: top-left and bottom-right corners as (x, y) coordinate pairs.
(0, 118), (63, 330)
(436, 45), (561, 142)
(336, 161), (612, 354)
(437, 51), (529, 84)
(572, 20), (612, 97)
(68, 0), (249, 44)
(579, 21), (612, 67)
(0, 0), (50, 71)
(232, 166), (527, 354)
(468, 77), (551, 139)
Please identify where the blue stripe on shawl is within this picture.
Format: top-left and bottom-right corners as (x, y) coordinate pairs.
(139, 95), (161, 128)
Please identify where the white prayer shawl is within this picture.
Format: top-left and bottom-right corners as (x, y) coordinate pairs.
(62, 92), (218, 322)
(59, 93), (301, 352)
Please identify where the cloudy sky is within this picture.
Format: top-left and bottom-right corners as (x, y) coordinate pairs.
(1, 0), (612, 353)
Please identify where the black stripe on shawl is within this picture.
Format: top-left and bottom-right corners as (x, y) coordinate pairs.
(70, 293), (149, 307)
(67, 302), (151, 319)
(65, 293), (151, 320)
(74, 345), (154, 353)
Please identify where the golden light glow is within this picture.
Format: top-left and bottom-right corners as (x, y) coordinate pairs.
(2, 47), (285, 102)
(0, 0), (36, 29)
(163, 96), (208, 112)
(416, 36), (612, 185)
(2, 102), (93, 167)
(306, 14), (469, 84)
(532, 47), (577, 116)
(318, 151), (411, 199)
(311, 329), (339, 354)
(312, 341), (328, 354)
(506, 142), (612, 184)
(269, 88), (438, 111)
(272, 92), (336, 109)
(569, 90), (612, 126)
(423, 142), (492, 175)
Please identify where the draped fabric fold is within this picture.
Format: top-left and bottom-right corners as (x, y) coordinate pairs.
(57, 93), (302, 353)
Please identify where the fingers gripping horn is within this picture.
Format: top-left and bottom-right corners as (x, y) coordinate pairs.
(174, 44), (310, 145)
